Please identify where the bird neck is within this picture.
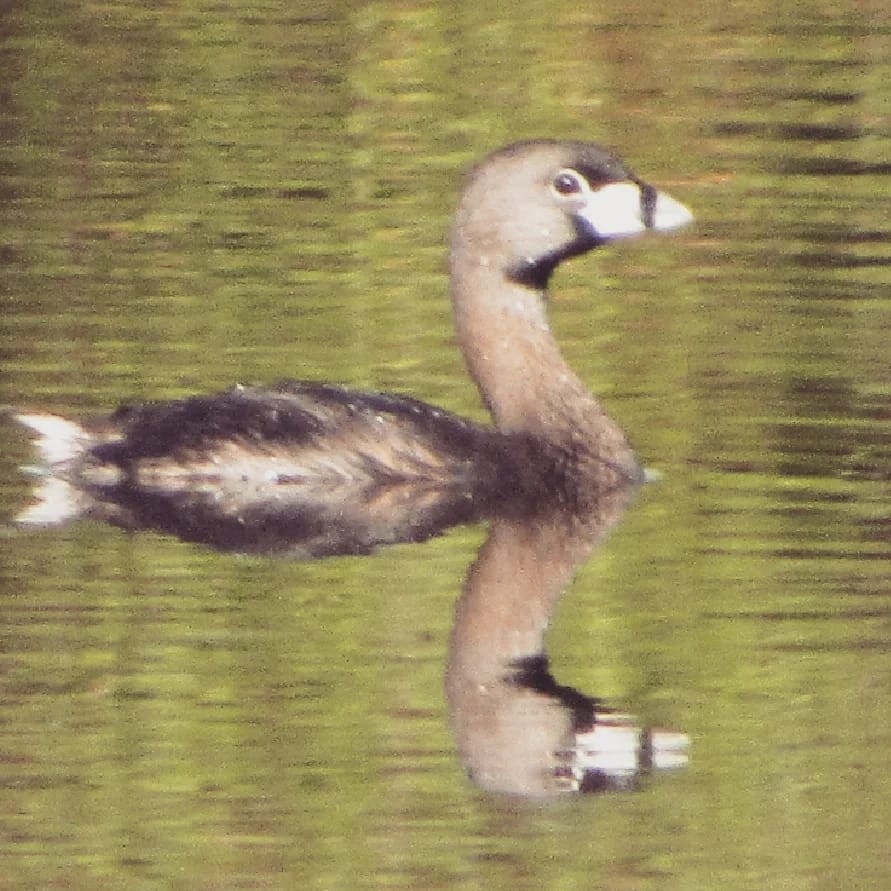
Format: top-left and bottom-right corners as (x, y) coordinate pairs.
(449, 258), (608, 436)
(449, 251), (642, 484)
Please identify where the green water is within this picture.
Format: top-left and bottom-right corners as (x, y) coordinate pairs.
(1, 1), (890, 889)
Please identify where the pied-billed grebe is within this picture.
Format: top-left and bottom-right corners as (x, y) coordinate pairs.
(16, 140), (692, 537)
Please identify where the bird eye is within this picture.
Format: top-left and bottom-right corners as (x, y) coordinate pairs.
(553, 171), (583, 195)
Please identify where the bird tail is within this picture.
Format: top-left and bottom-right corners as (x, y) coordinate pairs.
(16, 413), (91, 465)
(13, 413), (93, 525)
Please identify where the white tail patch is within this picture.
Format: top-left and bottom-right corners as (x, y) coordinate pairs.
(16, 413), (91, 466)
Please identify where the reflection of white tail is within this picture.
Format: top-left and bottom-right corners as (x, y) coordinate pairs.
(15, 413), (92, 526)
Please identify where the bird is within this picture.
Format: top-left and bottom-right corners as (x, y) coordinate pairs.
(14, 140), (692, 554)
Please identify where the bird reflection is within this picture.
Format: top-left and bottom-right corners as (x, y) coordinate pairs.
(447, 485), (687, 797)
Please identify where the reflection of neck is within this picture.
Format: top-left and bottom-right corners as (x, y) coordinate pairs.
(447, 508), (611, 684)
(450, 518), (574, 674)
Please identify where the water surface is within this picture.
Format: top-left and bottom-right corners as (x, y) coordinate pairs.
(1, 2), (890, 889)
